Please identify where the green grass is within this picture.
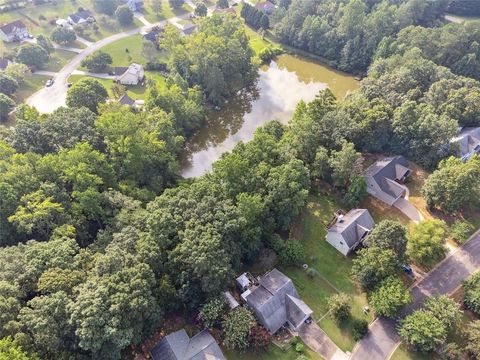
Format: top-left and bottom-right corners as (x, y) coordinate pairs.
(285, 194), (374, 352)
(143, 1), (193, 23)
(14, 74), (50, 103)
(100, 34), (167, 67)
(390, 344), (433, 360)
(225, 341), (324, 360)
(42, 49), (76, 72)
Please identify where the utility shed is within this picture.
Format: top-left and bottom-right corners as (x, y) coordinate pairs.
(243, 268), (312, 334)
(325, 209), (374, 256)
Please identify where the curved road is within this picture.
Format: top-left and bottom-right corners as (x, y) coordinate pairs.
(26, 10), (194, 113)
(351, 230), (480, 360)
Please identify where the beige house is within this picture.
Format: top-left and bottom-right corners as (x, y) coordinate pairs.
(115, 63), (144, 85)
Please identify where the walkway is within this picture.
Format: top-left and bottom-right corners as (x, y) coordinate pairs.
(71, 70), (115, 79)
(298, 322), (348, 360)
(351, 230), (480, 360)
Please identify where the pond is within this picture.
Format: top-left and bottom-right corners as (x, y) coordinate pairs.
(180, 54), (359, 178)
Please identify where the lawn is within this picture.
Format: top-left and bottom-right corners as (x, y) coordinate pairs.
(143, 0), (193, 23)
(390, 344), (432, 360)
(43, 49), (76, 72)
(14, 73), (50, 103)
(286, 193), (374, 352)
(225, 341), (324, 360)
(100, 34), (168, 67)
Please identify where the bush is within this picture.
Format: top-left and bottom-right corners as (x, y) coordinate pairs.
(352, 319), (369, 341)
(328, 292), (351, 323)
(248, 325), (271, 349)
(306, 268), (318, 278)
(449, 220), (474, 244)
(295, 342), (304, 353)
(199, 297), (228, 328)
(115, 5), (134, 26)
(279, 240), (305, 265)
(222, 307), (256, 351)
(463, 272), (480, 315)
(258, 46), (283, 64)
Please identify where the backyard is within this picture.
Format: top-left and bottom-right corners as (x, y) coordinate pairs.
(142, 0), (193, 24)
(225, 340), (324, 360)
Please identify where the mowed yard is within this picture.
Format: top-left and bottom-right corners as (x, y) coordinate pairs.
(224, 341), (324, 360)
(142, 0), (193, 24)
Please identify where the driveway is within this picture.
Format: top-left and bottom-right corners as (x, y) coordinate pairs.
(71, 70), (115, 79)
(393, 198), (422, 223)
(26, 9), (202, 113)
(298, 322), (348, 360)
(351, 230), (480, 360)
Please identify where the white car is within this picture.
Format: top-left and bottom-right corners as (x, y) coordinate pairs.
(45, 79), (54, 87)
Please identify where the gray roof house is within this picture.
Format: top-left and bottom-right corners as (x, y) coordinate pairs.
(452, 127), (480, 161)
(67, 10), (94, 25)
(150, 329), (226, 360)
(325, 209), (374, 256)
(364, 156), (411, 206)
(241, 269), (313, 334)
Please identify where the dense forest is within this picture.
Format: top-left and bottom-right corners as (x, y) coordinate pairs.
(0, 1), (480, 359)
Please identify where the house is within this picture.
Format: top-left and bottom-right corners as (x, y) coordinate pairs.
(0, 58), (11, 71)
(240, 268), (313, 334)
(452, 127), (480, 161)
(55, 19), (71, 28)
(0, 20), (28, 43)
(364, 156), (411, 206)
(118, 94), (136, 106)
(125, 0), (144, 12)
(255, 1), (275, 14)
(325, 209), (375, 256)
(67, 10), (94, 25)
(213, 7), (237, 15)
(115, 63), (144, 85)
(143, 26), (163, 47)
(174, 21), (197, 36)
(150, 329), (226, 360)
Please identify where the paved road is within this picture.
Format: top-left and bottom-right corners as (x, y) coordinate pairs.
(351, 230), (480, 360)
(26, 11), (194, 113)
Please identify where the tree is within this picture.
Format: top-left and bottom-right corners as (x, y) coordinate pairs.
(115, 5), (134, 26)
(92, 0), (117, 15)
(151, 0), (161, 15)
(169, 0), (184, 9)
(199, 297), (228, 328)
(222, 307), (256, 351)
(466, 321), (480, 359)
(8, 189), (65, 240)
(364, 220), (407, 261)
(406, 220), (447, 267)
(0, 93), (15, 121)
(50, 26), (76, 44)
(16, 44), (49, 68)
(328, 292), (351, 323)
(195, 3), (208, 17)
(463, 272), (480, 315)
(0, 73), (18, 96)
(351, 247), (397, 290)
(66, 78), (108, 113)
(328, 140), (362, 188)
(0, 337), (34, 360)
(142, 41), (158, 63)
(369, 277), (412, 318)
(398, 310), (447, 353)
(278, 240), (305, 265)
(248, 325), (271, 350)
(216, 0), (229, 9)
(5, 63), (30, 86)
(424, 296), (461, 330)
(343, 175), (367, 207)
(422, 156), (480, 214)
(352, 319), (369, 341)
(449, 220), (475, 244)
(81, 51), (113, 72)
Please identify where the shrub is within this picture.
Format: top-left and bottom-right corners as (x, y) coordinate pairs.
(306, 268), (318, 278)
(449, 220), (474, 244)
(199, 297), (228, 328)
(258, 46), (283, 64)
(328, 292), (351, 323)
(352, 319), (369, 341)
(464, 272), (480, 315)
(295, 342), (304, 353)
(248, 325), (271, 349)
(222, 307), (256, 351)
(279, 240), (305, 265)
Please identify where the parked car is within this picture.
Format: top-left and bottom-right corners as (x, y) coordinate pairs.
(67, 82), (72, 88)
(46, 79), (54, 87)
(402, 264), (413, 275)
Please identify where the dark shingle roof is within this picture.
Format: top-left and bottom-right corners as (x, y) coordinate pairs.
(328, 209), (374, 248)
(150, 329), (225, 360)
(118, 94), (135, 106)
(114, 66), (129, 76)
(365, 156), (410, 199)
(69, 10), (93, 23)
(0, 20), (26, 34)
(0, 59), (10, 70)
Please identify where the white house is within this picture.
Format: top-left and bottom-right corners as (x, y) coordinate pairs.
(452, 127), (480, 161)
(325, 209), (374, 256)
(67, 10), (94, 25)
(115, 63), (144, 85)
(0, 20), (28, 43)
